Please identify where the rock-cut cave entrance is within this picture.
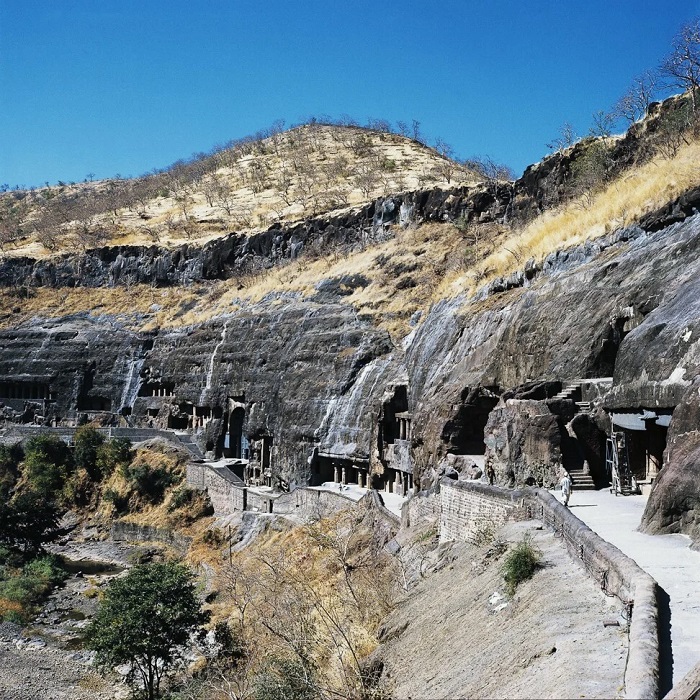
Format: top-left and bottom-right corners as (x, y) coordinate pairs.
(221, 399), (249, 460)
(608, 411), (671, 493)
(441, 388), (500, 455)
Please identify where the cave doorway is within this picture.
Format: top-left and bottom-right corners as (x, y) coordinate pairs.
(379, 385), (409, 447)
(441, 389), (499, 455)
(224, 407), (247, 459)
(312, 455), (336, 486)
(609, 411), (671, 493)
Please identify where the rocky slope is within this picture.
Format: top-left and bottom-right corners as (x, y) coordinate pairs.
(2, 105), (700, 544)
(374, 521), (628, 699)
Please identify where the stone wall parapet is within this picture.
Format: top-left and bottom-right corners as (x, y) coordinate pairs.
(436, 478), (659, 700)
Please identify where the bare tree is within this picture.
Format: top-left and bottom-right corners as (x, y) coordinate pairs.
(614, 70), (659, 124)
(546, 122), (578, 153)
(589, 110), (616, 138)
(660, 19), (700, 112)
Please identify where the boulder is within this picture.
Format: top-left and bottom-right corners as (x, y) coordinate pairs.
(483, 399), (563, 488)
(641, 378), (700, 546)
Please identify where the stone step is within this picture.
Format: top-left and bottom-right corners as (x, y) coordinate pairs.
(568, 471), (597, 490)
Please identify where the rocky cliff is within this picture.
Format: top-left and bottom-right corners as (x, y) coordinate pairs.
(2, 115), (700, 543)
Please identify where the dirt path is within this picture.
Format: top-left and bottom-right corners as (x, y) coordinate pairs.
(374, 520), (628, 699)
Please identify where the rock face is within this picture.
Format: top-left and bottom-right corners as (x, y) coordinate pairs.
(2, 152), (700, 541)
(483, 400), (563, 487)
(640, 377), (700, 544)
(129, 299), (394, 486)
(0, 184), (512, 290)
(0, 315), (146, 422)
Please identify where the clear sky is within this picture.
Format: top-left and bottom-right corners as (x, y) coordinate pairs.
(1, 1), (699, 187)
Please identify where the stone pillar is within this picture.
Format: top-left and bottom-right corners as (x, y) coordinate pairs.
(399, 419), (406, 440)
(406, 419), (411, 441)
(357, 470), (364, 488)
(341, 467), (347, 485)
(333, 465), (340, 483)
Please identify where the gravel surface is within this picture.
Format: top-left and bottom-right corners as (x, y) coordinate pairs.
(0, 637), (121, 700)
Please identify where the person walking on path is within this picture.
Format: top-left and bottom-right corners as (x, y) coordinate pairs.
(559, 473), (573, 506)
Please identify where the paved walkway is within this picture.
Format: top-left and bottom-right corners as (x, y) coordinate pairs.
(554, 488), (700, 686)
(310, 482), (406, 517)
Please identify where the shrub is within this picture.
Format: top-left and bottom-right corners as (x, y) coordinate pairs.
(0, 554), (66, 621)
(22, 433), (73, 499)
(123, 463), (179, 504)
(253, 656), (318, 700)
(167, 485), (195, 512)
(95, 438), (132, 480)
(0, 443), (22, 496)
(501, 535), (542, 596)
(73, 425), (106, 479)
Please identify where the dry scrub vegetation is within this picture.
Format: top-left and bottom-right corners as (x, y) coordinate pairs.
(0, 123), (479, 258)
(185, 507), (398, 699)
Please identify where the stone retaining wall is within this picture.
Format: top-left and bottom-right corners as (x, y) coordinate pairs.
(401, 488), (440, 528)
(439, 480), (529, 543)
(436, 478), (659, 700)
(110, 521), (192, 555)
(186, 461), (399, 530)
(187, 463), (245, 512)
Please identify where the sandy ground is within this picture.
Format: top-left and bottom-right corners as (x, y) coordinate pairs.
(375, 520), (628, 699)
(560, 488), (700, 686)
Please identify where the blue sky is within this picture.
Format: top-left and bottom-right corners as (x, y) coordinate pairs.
(1, 1), (699, 187)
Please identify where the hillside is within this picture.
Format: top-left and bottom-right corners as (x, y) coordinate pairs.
(0, 123), (480, 259)
(1, 90), (700, 700)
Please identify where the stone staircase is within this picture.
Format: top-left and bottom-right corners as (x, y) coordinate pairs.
(552, 380), (593, 414)
(568, 468), (597, 491)
(172, 432), (205, 460)
(552, 379), (584, 402)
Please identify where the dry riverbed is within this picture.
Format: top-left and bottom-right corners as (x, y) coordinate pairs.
(0, 532), (151, 699)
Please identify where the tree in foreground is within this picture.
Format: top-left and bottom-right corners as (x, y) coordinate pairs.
(86, 562), (209, 700)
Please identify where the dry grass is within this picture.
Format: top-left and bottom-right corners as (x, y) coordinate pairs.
(436, 138), (700, 299)
(196, 507), (398, 695)
(4, 125), (479, 258)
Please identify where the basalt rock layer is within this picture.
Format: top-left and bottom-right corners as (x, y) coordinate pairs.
(2, 187), (700, 540)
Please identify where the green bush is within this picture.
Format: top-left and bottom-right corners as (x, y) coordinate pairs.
(23, 433), (73, 499)
(103, 488), (130, 514)
(0, 443), (22, 496)
(501, 536), (542, 597)
(95, 437), (132, 480)
(122, 462), (180, 504)
(167, 485), (195, 512)
(0, 554), (66, 621)
(73, 425), (106, 479)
